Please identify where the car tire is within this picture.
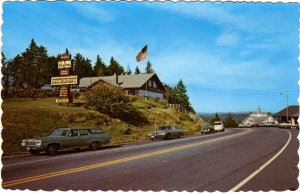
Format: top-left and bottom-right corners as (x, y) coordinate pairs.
(29, 150), (40, 155)
(90, 142), (98, 150)
(46, 144), (58, 156)
(166, 133), (171, 140)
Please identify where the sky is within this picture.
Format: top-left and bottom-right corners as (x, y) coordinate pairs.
(1, 1), (299, 113)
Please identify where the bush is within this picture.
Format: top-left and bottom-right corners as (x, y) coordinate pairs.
(85, 84), (133, 116)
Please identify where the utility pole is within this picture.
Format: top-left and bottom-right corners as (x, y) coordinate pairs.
(280, 92), (289, 123)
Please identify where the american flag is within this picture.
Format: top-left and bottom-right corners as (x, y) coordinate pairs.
(136, 45), (148, 62)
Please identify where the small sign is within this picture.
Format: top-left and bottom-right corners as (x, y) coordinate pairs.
(60, 86), (69, 97)
(51, 76), (78, 85)
(60, 54), (70, 60)
(58, 60), (72, 69)
(60, 69), (70, 76)
(56, 98), (69, 103)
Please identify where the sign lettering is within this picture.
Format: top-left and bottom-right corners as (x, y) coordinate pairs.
(58, 60), (72, 69)
(59, 86), (69, 97)
(60, 54), (70, 60)
(56, 98), (69, 103)
(59, 69), (70, 76)
(51, 76), (78, 85)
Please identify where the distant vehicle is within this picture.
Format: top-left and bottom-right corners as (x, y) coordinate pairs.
(239, 123), (251, 128)
(214, 121), (225, 132)
(41, 84), (57, 91)
(21, 127), (111, 156)
(70, 86), (80, 92)
(148, 125), (184, 140)
(278, 123), (298, 129)
(201, 124), (215, 134)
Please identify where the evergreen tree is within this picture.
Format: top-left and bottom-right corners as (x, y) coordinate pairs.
(47, 55), (59, 82)
(145, 60), (154, 73)
(224, 112), (237, 128)
(134, 66), (141, 74)
(215, 113), (220, 121)
(94, 54), (107, 76)
(73, 53), (95, 79)
(210, 113), (221, 124)
(9, 39), (49, 89)
(176, 79), (193, 112)
(107, 57), (124, 75)
(1, 52), (10, 89)
(125, 65), (132, 75)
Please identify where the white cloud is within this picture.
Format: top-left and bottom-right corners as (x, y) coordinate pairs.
(216, 32), (240, 47)
(72, 4), (116, 23)
(151, 46), (284, 92)
(149, 3), (287, 35)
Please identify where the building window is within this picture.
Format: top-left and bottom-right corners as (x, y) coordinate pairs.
(153, 80), (157, 88)
(148, 80), (152, 87)
(139, 90), (163, 99)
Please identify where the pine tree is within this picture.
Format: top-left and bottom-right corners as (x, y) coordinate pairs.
(145, 60), (154, 73)
(107, 57), (124, 75)
(94, 54), (107, 76)
(18, 39), (49, 88)
(134, 66), (141, 74)
(126, 65), (132, 75)
(224, 112), (237, 127)
(209, 113), (221, 125)
(1, 52), (10, 89)
(215, 113), (220, 121)
(73, 53), (95, 79)
(176, 79), (192, 111)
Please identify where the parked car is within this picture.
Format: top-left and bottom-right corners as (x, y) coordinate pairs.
(214, 121), (225, 132)
(21, 127), (111, 156)
(239, 123), (252, 128)
(278, 123), (298, 129)
(201, 124), (215, 134)
(148, 125), (184, 140)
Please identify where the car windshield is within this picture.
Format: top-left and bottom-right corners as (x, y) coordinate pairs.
(214, 122), (222, 125)
(157, 126), (167, 130)
(50, 129), (69, 137)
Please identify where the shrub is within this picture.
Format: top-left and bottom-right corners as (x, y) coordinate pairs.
(85, 84), (133, 116)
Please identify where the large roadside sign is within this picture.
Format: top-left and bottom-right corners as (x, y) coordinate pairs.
(51, 53), (77, 104)
(51, 76), (78, 85)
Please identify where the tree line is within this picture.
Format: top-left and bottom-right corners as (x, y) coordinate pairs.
(1, 39), (194, 113)
(208, 112), (239, 128)
(1, 39), (155, 90)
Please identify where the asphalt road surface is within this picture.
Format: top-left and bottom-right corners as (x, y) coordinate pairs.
(2, 128), (298, 191)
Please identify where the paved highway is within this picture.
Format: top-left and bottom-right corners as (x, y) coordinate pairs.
(1, 128), (298, 191)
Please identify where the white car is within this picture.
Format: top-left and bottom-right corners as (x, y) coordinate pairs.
(214, 121), (225, 132)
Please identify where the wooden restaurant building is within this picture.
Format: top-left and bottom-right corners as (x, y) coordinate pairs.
(79, 73), (166, 99)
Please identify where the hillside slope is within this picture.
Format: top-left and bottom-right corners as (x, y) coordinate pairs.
(2, 97), (203, 155)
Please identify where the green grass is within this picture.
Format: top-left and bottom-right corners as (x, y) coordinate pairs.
(2, 97), (203, 155)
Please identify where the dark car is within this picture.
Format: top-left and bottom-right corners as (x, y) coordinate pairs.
(21, 127), (111, 156)
(201, 124), (215, 134)
(148, 125), (184, 140)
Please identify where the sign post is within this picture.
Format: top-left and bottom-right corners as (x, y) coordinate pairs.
(51, 54), (77, 105)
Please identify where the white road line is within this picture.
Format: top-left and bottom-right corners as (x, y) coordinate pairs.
(230, 129), (292, 192)
(3, 129), (236, 167)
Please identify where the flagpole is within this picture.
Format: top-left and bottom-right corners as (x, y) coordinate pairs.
(136, 45), (148, 100)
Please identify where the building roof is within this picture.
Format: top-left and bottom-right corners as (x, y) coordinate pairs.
(274, 105), (299, 117)
(79, 77), (118, 88)
(79, 73), (165, 90)
(243, 115), (268, 124)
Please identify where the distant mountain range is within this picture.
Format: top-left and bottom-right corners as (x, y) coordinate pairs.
(198, 112), (250, 121)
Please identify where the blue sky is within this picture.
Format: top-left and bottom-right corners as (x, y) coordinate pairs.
(2, 1), (299, 113)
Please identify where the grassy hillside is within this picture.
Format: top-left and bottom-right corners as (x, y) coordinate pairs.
(2, 97), (203, 155)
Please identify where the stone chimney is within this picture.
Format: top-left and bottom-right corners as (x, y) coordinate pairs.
(113, 73), (118, 84)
